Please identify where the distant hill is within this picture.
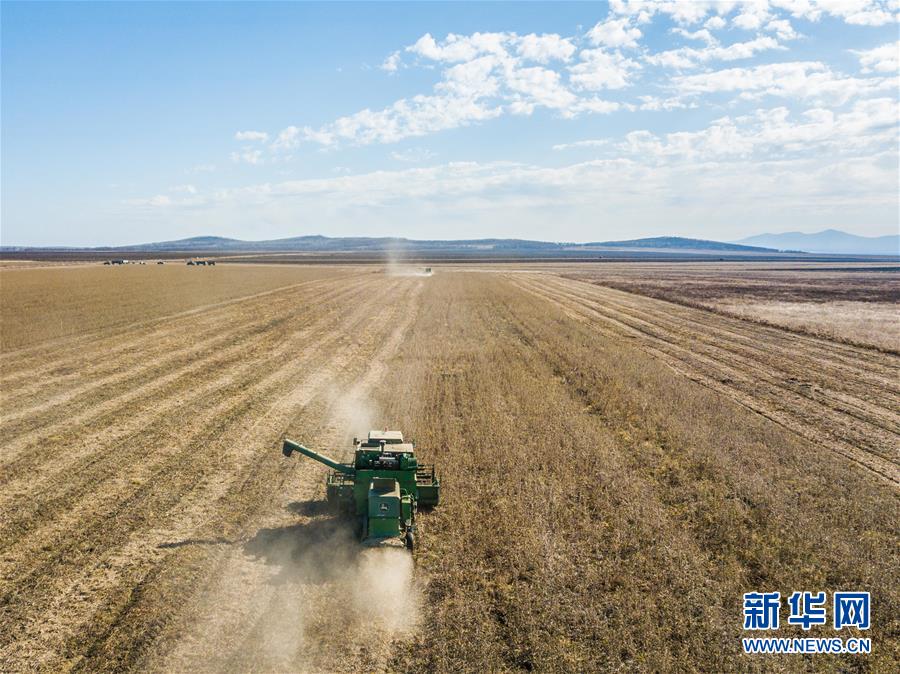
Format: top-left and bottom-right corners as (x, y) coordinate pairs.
(581, 236), (774, 252)
(117, 235), (562, 253)
(1, 234), (777, 255)
(736, 229), (899, 255)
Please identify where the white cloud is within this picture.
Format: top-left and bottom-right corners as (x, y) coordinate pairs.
(672, 27), (716, 42)
(273, 126), (302, 150)
(610, 0), (899, 27)
(733, 8), (768, 30)
(765, 18), (798, 40)
(381, 51), (402, 72)
(507, 66), (577, 109)
(391, 147), (437, 162)
(271, 32), (636, 149)
(231, 148), (264, 164)
(647, 35), (784, 68)
(516, 33), (576, 62)
(614, 98), (898, 160)
(127, 145), (898, 240)
(638, 94), (696, 110)
(569, 48), (641, 89)
(610, 0), (735, 26)
(852, 41), (900, 73)
(407, 31), (510, 62)
(552, 139), (610, 150)
(587, 17), (642, 48)
(673, 61), (898, 103)
(234, 130), (269, 142)
(246, 12), (897, 161)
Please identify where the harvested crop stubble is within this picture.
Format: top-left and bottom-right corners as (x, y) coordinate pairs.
(0, 265), (896, 673)
(563, 262), (900, 352)
(0, 263), (348, 350)
(376, 272), (898, 672)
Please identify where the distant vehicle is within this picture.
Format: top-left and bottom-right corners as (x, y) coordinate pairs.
(186, 260), (195, 266)
(424, 267), (432, 274)
(208, 260), (216, 266)
(196, 260), (207, 266)
(108, 259), (125, 265)
(103, 261), (111, 265)
(157, 261), (165, 265)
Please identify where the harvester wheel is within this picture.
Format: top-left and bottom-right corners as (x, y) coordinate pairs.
(405, 530), (415, 551)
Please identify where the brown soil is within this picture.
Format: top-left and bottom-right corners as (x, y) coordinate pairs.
(1, 265), (897, 672)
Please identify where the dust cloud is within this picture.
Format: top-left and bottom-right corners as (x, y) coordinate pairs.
(162, 507), (421, 672)
(352, 546), (420, 634)
(326, 386), (378, 446)
(159, 387), (421, 671)
(384, 244), (433, 277)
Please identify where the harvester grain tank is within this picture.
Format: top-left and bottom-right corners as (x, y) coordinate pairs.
(281, 430), (439, 550)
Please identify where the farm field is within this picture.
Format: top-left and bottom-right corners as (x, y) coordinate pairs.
(561, 262), (900, 351)
(1, 262), (898, 672)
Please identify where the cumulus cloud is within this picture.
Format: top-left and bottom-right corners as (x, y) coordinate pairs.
(231, 148), (264, 164)
(381, 51), (402, 72)
(587, 17), (642, 48)
(615, 98), (898, 160)
(390, 147), (437, 162)
(234, 130), (269, 142)
(127, 143), (898, 239)
(516, 33), (577, 62)
(552, 139), (610, 150)
(232, 6), (896, 171)
(569, 49), (641, 89)
(271, 32), (631, 149)
(852, 41), (900, 73)
(406, 31), (510, 62)
(609, 0), (899, 27)
(647, 35), (784, 69)
(672, 61), (898, 103)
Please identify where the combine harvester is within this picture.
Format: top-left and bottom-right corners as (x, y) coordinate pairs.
(282, 430), (439, 551)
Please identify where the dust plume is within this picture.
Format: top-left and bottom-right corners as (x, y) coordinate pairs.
(325, 386), (378, 446)
(158, 388), (420, 670)
(384, 241), (432, 277)
(352, 547), (420, 634)
(161, 516), (421, 672)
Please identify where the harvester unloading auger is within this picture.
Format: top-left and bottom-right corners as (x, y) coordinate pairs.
(282, 430), (439, 551)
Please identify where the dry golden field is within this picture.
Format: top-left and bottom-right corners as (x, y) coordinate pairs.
(1, 262), (898, 672)
(561, 262), (900, 352)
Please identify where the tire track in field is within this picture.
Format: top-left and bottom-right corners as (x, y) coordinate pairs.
(560, 276), (900, 380)
(537, 277), (900, 445)
(559, 275), (900, 396)
(154, 280), (425, 674)
(0, 276), (422, 671)
(0, 273), (359, 398)
(0, 277), (370, 490)
(0, 278), (403, 557)
(511, 274), (900, 487)
(0, 270), (357, 374)
(0, 274), (358, 418)
(0, 276), (369, 457)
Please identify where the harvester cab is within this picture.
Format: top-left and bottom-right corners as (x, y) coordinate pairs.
(281, 430), (439, 551)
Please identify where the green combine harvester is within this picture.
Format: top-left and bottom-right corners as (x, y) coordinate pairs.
(282, 430), (439, 550)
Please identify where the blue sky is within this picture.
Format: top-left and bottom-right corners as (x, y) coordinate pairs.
(2, 1), (898, 246)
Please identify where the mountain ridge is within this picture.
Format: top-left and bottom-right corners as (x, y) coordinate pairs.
(736, 229), (898, 255)
(1, 234), (777, 254)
